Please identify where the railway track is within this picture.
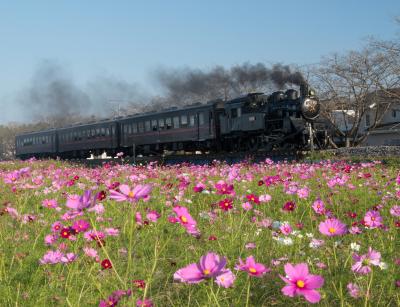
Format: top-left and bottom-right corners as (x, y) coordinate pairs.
(70, 150), (304, 167)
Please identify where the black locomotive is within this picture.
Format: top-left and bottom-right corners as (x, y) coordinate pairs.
(15, 84), (327, 159)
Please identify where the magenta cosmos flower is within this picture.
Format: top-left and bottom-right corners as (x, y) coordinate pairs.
(214, 180), (235, 195)
(351, 247), (381, 274)
(173, 206), (199, 236)
(363, 210), (383, 228)
(319, 218), (347, 236)
(280, 263), (324, 304)
(110, 184), (152, 202)
(236, 256), (270, 277)
(174, 252), (235, 288)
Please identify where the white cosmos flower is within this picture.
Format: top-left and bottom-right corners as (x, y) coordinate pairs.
(350, 242), (361, 251)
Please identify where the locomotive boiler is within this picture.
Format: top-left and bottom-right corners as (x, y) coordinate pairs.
(218, 84), (325, 151)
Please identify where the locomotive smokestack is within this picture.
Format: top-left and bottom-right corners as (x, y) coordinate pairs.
(300, 83), (309, 98)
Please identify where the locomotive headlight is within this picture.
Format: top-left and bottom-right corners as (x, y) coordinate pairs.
(301, 98), (320, 120)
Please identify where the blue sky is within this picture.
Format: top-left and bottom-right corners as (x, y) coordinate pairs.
(0, 0), (399, 122)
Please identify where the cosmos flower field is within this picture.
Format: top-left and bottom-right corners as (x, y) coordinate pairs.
(0, 158), (399, 306)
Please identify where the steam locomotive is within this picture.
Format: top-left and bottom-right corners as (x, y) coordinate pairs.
(15, 84), (328, 159)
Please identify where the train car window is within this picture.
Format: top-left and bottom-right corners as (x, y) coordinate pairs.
(158, 118), (165, 130)
(173, 116), (179, 128)
(138, 122), (144, 133)
(166, 118), (172, 129)
(124, 124), (128, 134)
(289, 111), (293, 117)
(127, 124), (132, 134)
(132, 123), (138, 133)
(101, 128), (106, 136)
(106, 128), (110, 136)
(152, 119), (158, 131)
(111, 126), (115, 135)
(145, 121), (151, 132)
(96, 128), (100, 136)
(231, 108), (238, 118)
(199, 112), (205, 125)
(237, 107), (242, 117)
(181, 115), (188, 126)
(249, 116), (256, 122)
(189, 115), (195, 126)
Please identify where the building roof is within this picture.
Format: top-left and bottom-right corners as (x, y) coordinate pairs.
(369, 121), (400, 134)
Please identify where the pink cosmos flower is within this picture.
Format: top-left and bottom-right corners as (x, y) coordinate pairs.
(215, 269), (236, 288)
(242, 202), (253, 211)
(312, 199), (325, 215)
(245, 242), (256, 249)
(146, 210), (160, 222)
(259, 194), (272, 202)
(44, 234), (58, 245)
(193, 183), (206, 193)
(88, 204), (105, 215)
(297, 187), (310, 199)
(51, 221), (63, 233)
(390, 205), (400, 217)
(347, 283), (361, 298)
(173, 206), (199, 236)
(280, 222), (293, 236)
(351, 247), (381, 274)
(72, 219), (90, 233)
(235, 256), (270, 277)
(174, 252), (232, 287)
(363, 210), (383, 228)
(319, 218), (347, 236)
(40, 250), (64, 264)
(5, 207), (19, 219)
(110, 184), (152, 202)
(61, 253), (77, 263)
(104, 228), (119, 237)
(4, 171), (20, 184)
(136, 299), (153, 307)
(215, 180), (235, 195)
(280, 263), (324, 304)
(83, 247), (99, 259)
(42, 199), (58, 209)
(135, 211), (143, 226)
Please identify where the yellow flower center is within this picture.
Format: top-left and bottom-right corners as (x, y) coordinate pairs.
(328, 227), (336, 233)
(249, 267), (257, 273)
(128, 191), (135, 198)
(296, 280), (305, 288)
(181, 216), (188, 223)
(203, 269), (210, 275)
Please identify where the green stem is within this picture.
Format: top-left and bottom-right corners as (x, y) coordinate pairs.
(364, 269), (374, 307)
(245, 276), (251, 307)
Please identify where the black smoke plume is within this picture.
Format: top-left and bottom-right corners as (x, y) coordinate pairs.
(18, 60), (145, 126)
(14, 61), (305, 126)
(154, 63), (306, 104)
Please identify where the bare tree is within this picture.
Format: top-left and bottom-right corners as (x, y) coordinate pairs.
(312, 41), (400, 147)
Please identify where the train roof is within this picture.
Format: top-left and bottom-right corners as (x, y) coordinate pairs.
(119, 101), (217, 121)
(16, 128), (57, 137)
(15, 100), (219, 137)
